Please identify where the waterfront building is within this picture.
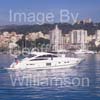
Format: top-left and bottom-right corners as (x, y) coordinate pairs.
(26, 31), (45, 41)
(96, 30), (100, 40)
(70, 30), (88, 44)
(87, 35), (96, 43)
(69, 29), (88, 49)
(50, 25), (63, 51)
(44, 34), (50, 39)
(2, 32), (9, 37)
(95, 30), (100, 47)
(64, 34), (70, 43)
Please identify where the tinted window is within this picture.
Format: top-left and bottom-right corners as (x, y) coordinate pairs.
(30, 54), (57, 61)
(28, 54), (36, 58)
(37, 54), (57, 58)
(30, 58), (48, 61)
(46, 63), (51, 66)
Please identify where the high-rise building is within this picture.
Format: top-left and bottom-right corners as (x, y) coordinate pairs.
(96, 30), (100, 40)
(50, 25), (63, 51)
(70, 30), (88, 45)
(95, 30), (100, 47)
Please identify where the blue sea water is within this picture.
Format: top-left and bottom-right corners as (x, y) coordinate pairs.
(0, 54), (100, 100)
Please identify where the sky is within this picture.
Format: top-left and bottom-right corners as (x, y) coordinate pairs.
(0, 0), (100, 25)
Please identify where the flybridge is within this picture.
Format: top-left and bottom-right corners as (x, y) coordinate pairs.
(9, 9), (79, 25)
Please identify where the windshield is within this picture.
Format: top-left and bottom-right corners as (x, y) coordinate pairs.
(17, 54), (36, 61)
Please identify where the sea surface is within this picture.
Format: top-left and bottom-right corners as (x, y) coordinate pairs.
(0, 54), (100, 100)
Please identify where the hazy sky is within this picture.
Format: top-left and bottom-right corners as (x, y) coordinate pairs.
(0, 0), (100, 25)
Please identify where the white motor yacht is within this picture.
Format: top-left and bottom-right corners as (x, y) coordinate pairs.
(9, 52), (83, 70)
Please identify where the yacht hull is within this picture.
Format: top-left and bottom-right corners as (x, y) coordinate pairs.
(9, 58), (82, 70)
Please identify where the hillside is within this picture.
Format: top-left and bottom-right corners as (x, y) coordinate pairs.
(0, 22), (100, 35)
